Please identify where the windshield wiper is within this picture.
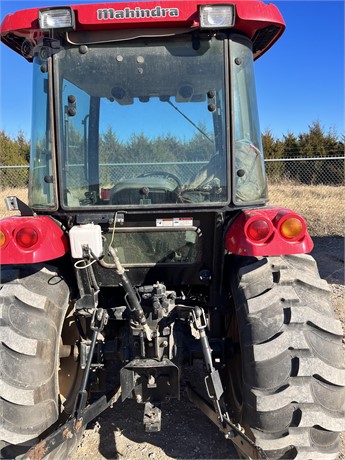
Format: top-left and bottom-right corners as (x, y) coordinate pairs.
(167, 100), (213, 143)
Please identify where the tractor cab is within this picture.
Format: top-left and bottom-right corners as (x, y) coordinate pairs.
(4, 5), (342, 460)
(2, 2), (285, 219)
(30, 23), (266, 211)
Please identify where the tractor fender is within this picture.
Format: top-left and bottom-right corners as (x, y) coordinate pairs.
(0, 215), (69, 264)
(225, 206), (314, 257)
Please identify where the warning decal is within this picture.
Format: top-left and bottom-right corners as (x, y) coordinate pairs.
(156, 218), (193, 227)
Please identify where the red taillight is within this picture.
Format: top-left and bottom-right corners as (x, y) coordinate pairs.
(245, 218), (272, 242)
(247, 220), (270, 241)
(15, 227), (39, 248)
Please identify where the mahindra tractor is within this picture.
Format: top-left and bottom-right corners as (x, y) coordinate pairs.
(0, 2), (344, 459)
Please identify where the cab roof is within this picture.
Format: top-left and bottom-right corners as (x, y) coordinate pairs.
(1, 0), (285, 60)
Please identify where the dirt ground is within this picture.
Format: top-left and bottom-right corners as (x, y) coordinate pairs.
(71, 236), (345, 460)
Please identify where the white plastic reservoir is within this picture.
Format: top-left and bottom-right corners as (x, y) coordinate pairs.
(69, 223), (103, 259)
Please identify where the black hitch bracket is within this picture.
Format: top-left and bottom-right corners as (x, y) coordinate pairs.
(22, 387), (122, 460)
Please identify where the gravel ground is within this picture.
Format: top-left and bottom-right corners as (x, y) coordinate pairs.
(71, 236), (345, 460)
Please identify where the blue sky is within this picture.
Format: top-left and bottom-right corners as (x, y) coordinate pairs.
(0, 0), (344, 140)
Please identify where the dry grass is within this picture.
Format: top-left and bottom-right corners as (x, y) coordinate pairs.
(268, 181), (345, 236)
(1, 184), (344, 236)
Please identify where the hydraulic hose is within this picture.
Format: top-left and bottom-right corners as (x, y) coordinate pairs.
(99, 247), (152, 339)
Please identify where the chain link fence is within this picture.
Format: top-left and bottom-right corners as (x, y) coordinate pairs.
(1, 157), (344, 236)
(265, 157), (344, 236)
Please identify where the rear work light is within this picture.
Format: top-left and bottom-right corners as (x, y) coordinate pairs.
(199, 5), (235, 29)
(39, 7), (75, 31)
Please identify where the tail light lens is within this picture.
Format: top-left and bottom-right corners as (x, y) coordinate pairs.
(247, 220), (270, 241)
(0, 229), (7, 248)
(279, 216), (304, 240)
(245, 217), (273, 243)
(15, 227), (39, 248)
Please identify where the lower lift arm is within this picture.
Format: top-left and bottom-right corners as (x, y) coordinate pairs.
(186, 306), (267, 460)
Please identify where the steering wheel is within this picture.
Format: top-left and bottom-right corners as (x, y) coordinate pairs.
(138, 171), (182, 188)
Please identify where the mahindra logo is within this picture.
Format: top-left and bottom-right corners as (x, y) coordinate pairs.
(97, 6), (180, 21)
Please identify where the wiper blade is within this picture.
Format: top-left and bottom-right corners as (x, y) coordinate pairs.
(167, 101), (213, 143)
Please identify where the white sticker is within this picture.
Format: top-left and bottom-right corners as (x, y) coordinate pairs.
(156, 218), (193, 227)
(156, 218), (173, 227)
(173, 217), (193, 227)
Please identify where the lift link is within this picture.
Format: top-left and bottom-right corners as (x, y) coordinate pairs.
(188, 307), (267, 460)
(73, 307), (109, 421)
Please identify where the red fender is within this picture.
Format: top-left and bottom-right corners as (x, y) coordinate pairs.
(0, 216), (69, 264)
(225, 207), (314, 257)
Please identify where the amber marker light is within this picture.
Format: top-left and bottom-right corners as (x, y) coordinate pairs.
(0, 229), (7, 248)
(280, 217), (304, 239)
(15, 227), (39, 248)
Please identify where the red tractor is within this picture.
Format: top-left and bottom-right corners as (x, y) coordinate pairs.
(1, 2), (344, 459)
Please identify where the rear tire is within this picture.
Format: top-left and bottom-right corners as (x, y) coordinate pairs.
(0, 264), (83, 459)
(227, 254), (345, 459)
